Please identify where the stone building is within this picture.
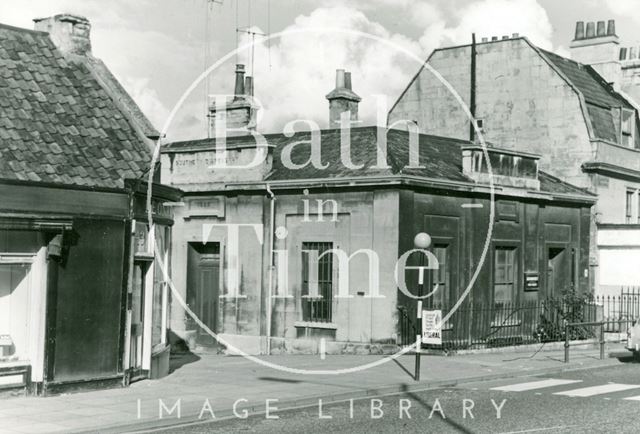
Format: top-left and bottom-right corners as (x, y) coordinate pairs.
(388, 20), (640, 296)
(0, 15), (181, 395)
(162, 68), (594, 354)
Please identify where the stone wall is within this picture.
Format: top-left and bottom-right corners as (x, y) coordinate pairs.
(389, 38), (593, 190)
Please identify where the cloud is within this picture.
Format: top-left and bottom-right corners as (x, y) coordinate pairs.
(603, 0), (639, 23)
(422, 0), (553, 50)
(0, 0), (558, 139)
(202, 6), (425, 132)
(197, 1), (555, 135)
(120, 77), (169, 130)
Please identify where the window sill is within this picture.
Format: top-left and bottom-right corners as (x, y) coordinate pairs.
(294, 321), (338, 330)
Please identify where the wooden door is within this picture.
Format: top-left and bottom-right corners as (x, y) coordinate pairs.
(187, 243), (220, 337)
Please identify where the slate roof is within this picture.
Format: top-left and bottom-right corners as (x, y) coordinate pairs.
(163, 127), (594, 199)
(541, 49), (631, 109)
(540, 49), (633, 143)
(0, 23), (151, 189)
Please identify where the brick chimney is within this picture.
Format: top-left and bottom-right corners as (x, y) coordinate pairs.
(326, 69), (361, 126)
(208, 64), (258, 137)
(33, 14), (91, 56)
(570, 20), (620, 85)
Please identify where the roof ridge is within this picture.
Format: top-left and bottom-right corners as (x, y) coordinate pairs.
(0, 22), (48, 35)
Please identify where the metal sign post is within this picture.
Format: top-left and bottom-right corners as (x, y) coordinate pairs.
(415, 300), (422, 381)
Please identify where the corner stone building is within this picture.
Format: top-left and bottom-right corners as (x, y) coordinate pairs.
(162, 68), (594, 354)
(389, 21), (640, 296)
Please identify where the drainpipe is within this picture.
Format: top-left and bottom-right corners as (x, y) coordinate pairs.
(266, 184), (276, 355)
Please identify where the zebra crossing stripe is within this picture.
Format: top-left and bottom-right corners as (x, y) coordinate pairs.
(490, 378), (582, 392)
(554, 383), (640, 397)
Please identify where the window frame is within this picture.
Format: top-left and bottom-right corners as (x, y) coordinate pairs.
(626, 189), (635, 224)
(620, 108), (635, 148)
(428, 243), (450, 309)
(492, 245), (519, 308)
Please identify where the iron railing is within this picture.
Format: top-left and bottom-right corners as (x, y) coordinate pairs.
(397, 288), (640, 351)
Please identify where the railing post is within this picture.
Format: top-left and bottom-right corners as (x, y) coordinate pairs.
(600, 323), (605, 360)
(564, 320), (569, 363)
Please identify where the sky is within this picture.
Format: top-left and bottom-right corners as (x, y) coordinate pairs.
(1, 0), (639, 141)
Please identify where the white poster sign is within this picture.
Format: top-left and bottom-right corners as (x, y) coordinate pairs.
(422, 309), (442, 345)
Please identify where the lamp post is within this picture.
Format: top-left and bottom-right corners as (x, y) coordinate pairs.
(413, 232), (431, 381)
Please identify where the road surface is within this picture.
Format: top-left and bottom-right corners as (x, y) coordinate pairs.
(147, 361), (640, 433)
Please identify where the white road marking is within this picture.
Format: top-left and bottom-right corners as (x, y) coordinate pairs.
(461, 203), (483, 208)
(491, 378), (582, 392)
(498, 426), (578, 434)
(554, 383), (640, 397)
(623, 395), (640, 401)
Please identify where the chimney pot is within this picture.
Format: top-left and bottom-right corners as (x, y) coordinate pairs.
(586, 22), (595, 38)
(607, 19), (616, 36)
(502, 35), (509, 40)
(512, 33), (519, 38)
(345, 71), (352, 90)
(596, 21), (605, 37)
(244, 76), (253, 97)
(33, 14), (91, 56)
(234, 64), (245, 98)
(575, 21), (585, 40)
(491, 36), (498, 41)
(481, 37), (488, 42)
(335, 69), (345, 88)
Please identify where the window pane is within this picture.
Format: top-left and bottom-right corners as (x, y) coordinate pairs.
(432, 244), (449, 307)
(0, 263), (31, 362)
(494, 247), (517, 305)
(622, 109), (633, 134)
(301, 242), (333, 322)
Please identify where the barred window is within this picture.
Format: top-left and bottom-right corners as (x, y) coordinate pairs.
(301, 242), (333, 322)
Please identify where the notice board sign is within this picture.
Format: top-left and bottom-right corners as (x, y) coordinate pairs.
(422, 310), (442, 345)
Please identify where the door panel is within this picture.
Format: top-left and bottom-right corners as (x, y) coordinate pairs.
(187, 243), (220, 338)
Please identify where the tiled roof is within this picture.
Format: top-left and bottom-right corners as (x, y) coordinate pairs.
(163, 127), (594, 199)
(0, 23), (151, 189)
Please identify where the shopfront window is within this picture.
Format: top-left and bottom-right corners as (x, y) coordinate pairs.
(0, 262), (31, 362)
(152, 225), (170, 349)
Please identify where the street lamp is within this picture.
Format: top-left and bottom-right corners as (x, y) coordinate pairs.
(414, 232), (430, 381)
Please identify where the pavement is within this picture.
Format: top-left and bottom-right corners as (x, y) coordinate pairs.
(0, 342), (631, 433)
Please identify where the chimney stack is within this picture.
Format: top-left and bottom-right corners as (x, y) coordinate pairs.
(326, 69), (361, 126)
(33, 14), (91, 57)
(208, 64), (258, 137)
(570, 19), (620, 86)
